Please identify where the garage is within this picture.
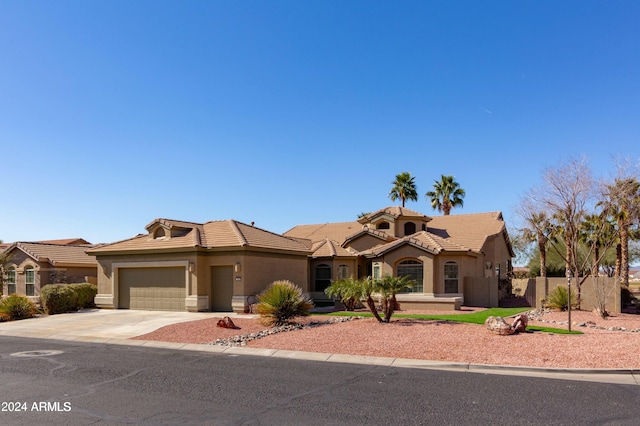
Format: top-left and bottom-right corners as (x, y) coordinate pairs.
(118, 267), (186, 311)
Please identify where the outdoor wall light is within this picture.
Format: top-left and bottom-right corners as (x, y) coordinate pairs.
(235, 263), (241, 273)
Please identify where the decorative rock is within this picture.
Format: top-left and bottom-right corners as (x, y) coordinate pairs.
(485, 316), (514, 335)
(510, 313), (528, 333)
(210, 316), (360, 346)
(216, 316), (238, 329)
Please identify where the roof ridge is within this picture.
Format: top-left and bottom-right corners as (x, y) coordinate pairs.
(229, 220), (248, 246)
(327, 238), (337, 256)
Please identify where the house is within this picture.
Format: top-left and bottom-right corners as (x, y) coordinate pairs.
(1, 239), (98, 302)
(87, 207), (513, 313)
(285, 207), (514, 310)
(87, 219), (311, 313)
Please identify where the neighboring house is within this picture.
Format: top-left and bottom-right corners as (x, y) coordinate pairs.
(285, 207), (514, 310)
(87, 219), (311, 313)
(1, 239), (98, 302)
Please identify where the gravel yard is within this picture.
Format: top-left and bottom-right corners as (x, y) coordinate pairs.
(133, 309), (640, 369)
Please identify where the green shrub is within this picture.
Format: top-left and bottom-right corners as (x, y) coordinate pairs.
(546, 285), (578, 311)
(40, 282), (98, 314)
(257, 280), (314, 326)
(0, 294), (37, 320)
(40, 284), (78, 315)
(68, 283), (98, 309)
(324, 278), (364, 311)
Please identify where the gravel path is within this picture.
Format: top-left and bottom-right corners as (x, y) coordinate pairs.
(132, 309), (640, 369)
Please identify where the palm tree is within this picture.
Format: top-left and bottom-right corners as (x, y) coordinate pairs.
(603, 177), (640, 287)
(520, 211), (550, 277)
(389, 172), (418, 207)
(426, 175), (465, 215)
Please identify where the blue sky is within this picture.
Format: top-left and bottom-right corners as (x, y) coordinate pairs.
(1, 1), (639, 245)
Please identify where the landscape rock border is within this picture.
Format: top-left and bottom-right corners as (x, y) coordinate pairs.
(208, 316), (361, 346)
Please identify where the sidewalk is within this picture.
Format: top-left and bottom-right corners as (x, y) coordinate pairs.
(1, 309), (639, 386)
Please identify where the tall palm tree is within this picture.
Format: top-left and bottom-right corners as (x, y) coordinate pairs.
(603, 177), (640, 287)
(389, 172), (418, 207)
(425, 175), (465, 215)
(521, 211), (550, 277)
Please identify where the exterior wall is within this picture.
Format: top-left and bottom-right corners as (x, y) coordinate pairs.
(463, 277), (499, 307)
(242, 251), (309, 294)
(369, 245), (435, 293)
(540, 277), (621, 314)
(481, 235), (512, 278)
(432, 254), (482, 295)
(93, 248), (309, 313)
(345, 234), (387, 253)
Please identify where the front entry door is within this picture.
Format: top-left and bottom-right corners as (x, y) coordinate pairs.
(211, 266), (233, 312)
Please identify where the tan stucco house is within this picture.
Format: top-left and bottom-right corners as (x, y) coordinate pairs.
(1, 239), (97, 303)
(87, 207), (513, 313)
(87, 219), (311, 313)
(284, 206), (514, 310)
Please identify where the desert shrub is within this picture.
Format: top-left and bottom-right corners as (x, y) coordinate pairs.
(324, 278), (364, 311)
(257, 280), (314, 326)
(68, 283), (98, 309)
(40, 284), (78, 315)
(546, 285), (578, 311)
(0, 294), (37, 320)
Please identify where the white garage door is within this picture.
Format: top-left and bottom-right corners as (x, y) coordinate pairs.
(118, 267), (186, 311)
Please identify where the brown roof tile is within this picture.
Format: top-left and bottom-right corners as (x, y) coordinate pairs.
(357, 206), (432, 224)
(311, 239), (356, 258)
(89, 219), (310, 254)
(284, 222), (361, 243)
(427, 212), (507, 252)
(8, 242), (96, 266)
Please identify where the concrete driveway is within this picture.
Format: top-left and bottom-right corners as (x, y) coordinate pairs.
(0, 309), (234, 341)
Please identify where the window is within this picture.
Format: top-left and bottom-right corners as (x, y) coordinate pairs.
(397, 260), (423, 292)
(25, 266), (35, 296)
(7, 267), (16, 295)
(444, 262), (459, 293)
(337, 264), (349, 280)
(372, 263), (381, 280)
(154, 228), (166, 239)
(315, 264), (332, 291)
(377, 222), (390, 230)
(404, 222), (416, 235)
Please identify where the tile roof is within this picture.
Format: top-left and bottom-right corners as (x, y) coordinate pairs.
(36, 238), (92, 246)
(89, 219), (310, 254)
(311, 239), (356, 258)
(427, 212), (508, 253)
(7, 242), (96, 266)
(284, 222), (361, 243)
(357, 206), (432, 224)
(342, 226), (395, 246)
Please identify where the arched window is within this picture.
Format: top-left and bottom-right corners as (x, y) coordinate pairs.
(315, 264), (332, 291)
(444, 262), (459, 293)
(6, 267), (16, 295)
(377, 222), (390, 230)
(404, 222), (416, 235)
(25, 266), (35, 296)
(397, 259), (423, 293)
(154, 228), (166, 239)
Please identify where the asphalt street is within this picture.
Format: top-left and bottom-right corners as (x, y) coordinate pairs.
(1, 336), (639, 425)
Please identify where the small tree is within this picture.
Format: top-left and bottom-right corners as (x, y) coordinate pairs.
(376, 275), (415, 322)
(324, 278), (363, 311)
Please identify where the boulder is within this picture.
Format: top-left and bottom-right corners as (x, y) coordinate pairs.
(216, 316), (238, 329)
(510, 313), (528, 333)
(485, 316), (514, 335)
